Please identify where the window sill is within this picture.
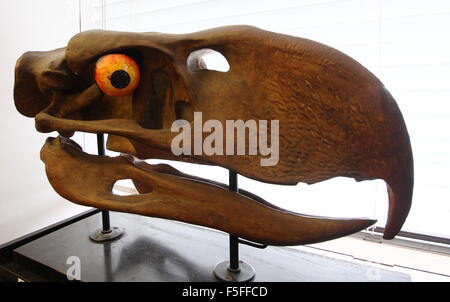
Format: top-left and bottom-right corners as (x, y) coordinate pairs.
(297, 235), (450, 281)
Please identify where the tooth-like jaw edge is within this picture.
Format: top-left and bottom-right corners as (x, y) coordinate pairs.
(41, 136), (376, 246)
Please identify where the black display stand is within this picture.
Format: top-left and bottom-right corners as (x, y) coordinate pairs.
(0, 211), (411, 282)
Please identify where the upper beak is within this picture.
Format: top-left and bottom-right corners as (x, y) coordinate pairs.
(14, 48), (73, 117)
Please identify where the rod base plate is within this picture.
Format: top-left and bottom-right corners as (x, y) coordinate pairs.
(89, 227), (123, 242)
(213, 260), (255, 282)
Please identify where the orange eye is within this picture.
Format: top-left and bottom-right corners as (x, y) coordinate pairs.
(94, 54), (140, 96)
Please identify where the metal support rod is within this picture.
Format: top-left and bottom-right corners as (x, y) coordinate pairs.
(213, 170), (255, 281)
(96, 133), (105, 156)
(228, 170), (238, 192)
(228, 170), (240, 271)
(238, 238), (268, 249)
(89, 134), (123, 242)
(102, 209), (111, 233)
(97, 133), (111, 233)
(229, 235), (240, 272)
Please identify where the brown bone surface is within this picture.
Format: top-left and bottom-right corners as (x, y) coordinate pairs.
(14, 26), (413, 244)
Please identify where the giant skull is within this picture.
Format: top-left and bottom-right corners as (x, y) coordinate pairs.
(14, 26), (413, 245)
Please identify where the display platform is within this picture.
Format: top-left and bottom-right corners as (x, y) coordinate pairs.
(0, 211), (410, 282)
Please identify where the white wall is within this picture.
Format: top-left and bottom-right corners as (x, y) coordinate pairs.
(0, 0), (90, 245)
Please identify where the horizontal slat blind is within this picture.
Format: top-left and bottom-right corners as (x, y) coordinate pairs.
(86, 0), (450, 239)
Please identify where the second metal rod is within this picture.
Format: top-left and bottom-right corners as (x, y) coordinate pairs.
(228, 170), (240, 271)
(97, 133), (111, 233)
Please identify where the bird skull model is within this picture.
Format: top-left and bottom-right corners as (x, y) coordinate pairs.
(14, 26), (413, 245)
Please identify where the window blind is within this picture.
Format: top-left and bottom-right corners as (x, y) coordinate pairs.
(83, 0), (450, 239)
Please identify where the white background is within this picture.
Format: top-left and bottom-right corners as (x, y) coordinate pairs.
(0, 0), (89, 245)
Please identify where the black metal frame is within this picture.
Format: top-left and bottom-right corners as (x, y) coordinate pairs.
(0, 209), (100, 265)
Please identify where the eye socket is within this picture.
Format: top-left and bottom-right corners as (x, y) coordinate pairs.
(94, 54), (140, 96)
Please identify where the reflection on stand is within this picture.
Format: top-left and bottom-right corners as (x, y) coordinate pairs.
(101, 236), (208, 282)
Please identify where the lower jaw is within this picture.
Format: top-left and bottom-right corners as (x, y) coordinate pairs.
(40, 135), (376, 246)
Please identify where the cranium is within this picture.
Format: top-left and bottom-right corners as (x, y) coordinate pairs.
(14, 26), (413, 245)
